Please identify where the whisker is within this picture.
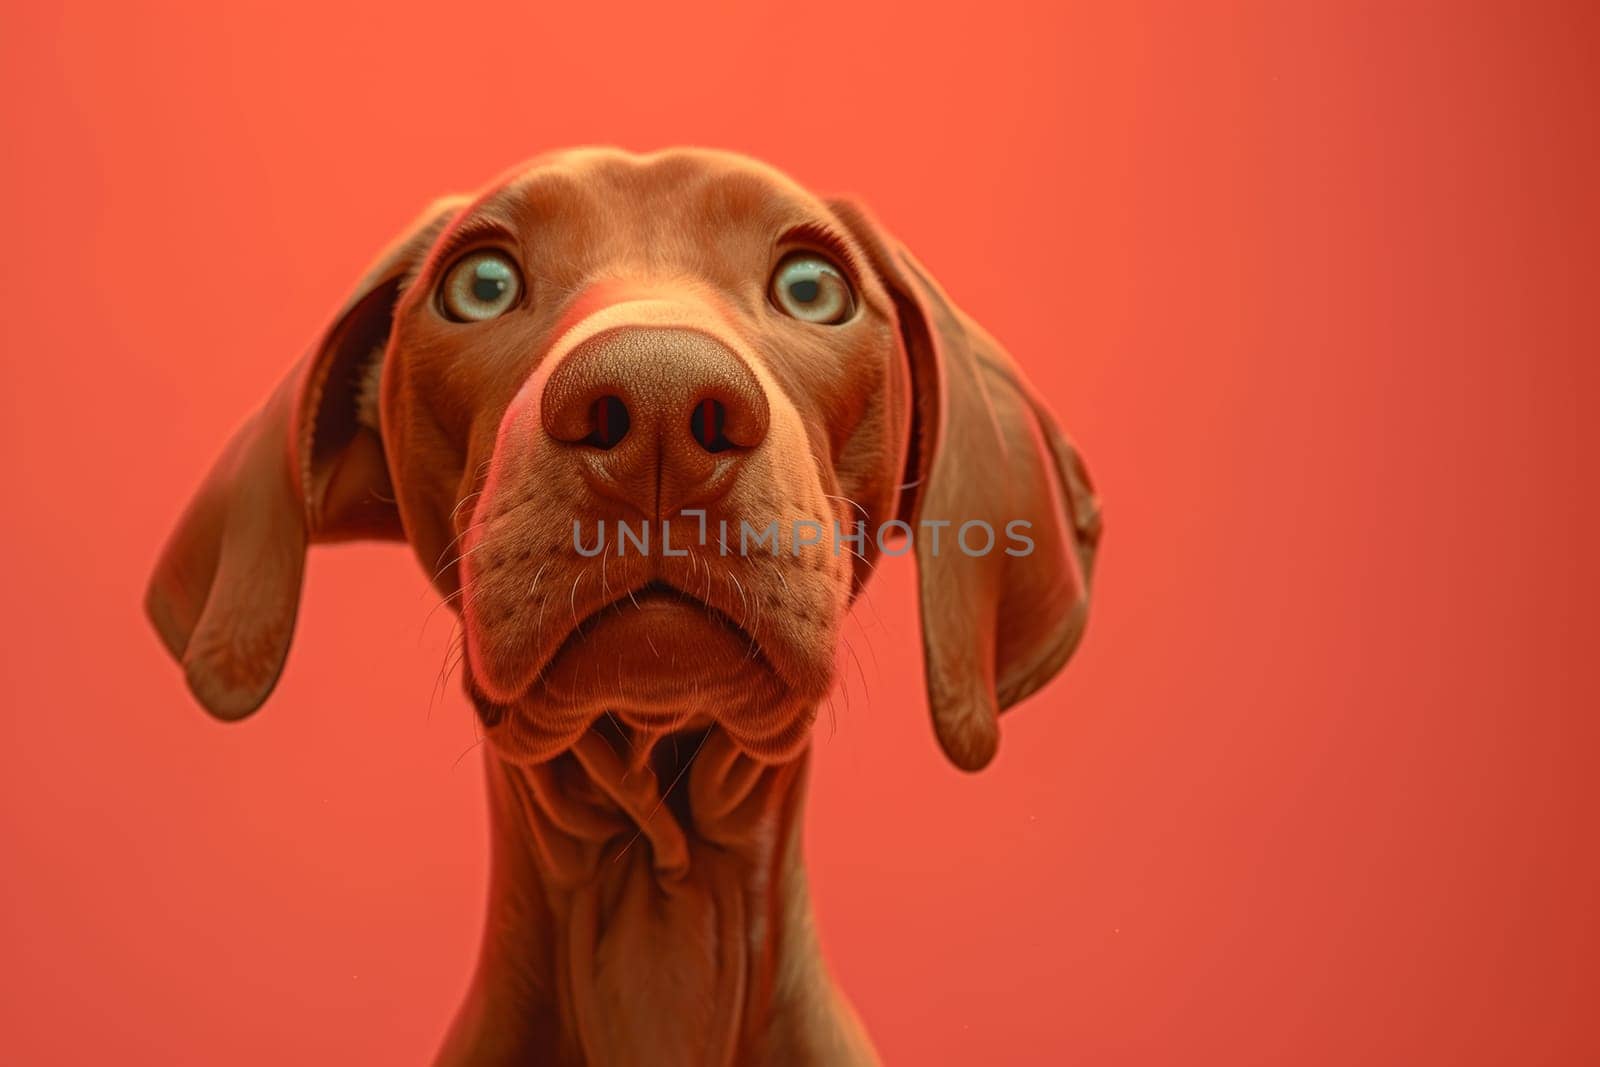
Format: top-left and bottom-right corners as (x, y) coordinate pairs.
(842, 634), (871, 707)
(451, 735), (486, 770)
(420, 584), (469, 637)
(430, 515), (490, 584)
(822, 492), (870, 518)
(568, 566), (592, 633)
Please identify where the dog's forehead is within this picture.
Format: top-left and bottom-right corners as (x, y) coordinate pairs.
(467, 148), (828, 242)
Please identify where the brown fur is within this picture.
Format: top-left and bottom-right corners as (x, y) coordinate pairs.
(146, 148), (1100, 1064)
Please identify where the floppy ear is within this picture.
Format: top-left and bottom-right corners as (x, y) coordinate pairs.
(145, 197), (467, 720)
(831, 200), (1103, 771)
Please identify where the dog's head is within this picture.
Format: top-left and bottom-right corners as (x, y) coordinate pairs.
(147, 148), (1100, 770)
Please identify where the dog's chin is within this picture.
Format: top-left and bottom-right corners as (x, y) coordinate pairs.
(468, 584), (823, 765)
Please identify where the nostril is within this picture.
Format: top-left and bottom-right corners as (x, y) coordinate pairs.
(689, 398), (733, 453)
(582, 395), (630, 449)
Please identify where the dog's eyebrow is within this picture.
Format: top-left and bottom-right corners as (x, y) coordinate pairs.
(431, 212), (519, 261)
(398, 212), (519, 295)
(777, 221), (865, 281)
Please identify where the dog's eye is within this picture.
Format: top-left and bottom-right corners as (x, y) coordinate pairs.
(440, 250), (522, 322)
(770, 253), (855, 325)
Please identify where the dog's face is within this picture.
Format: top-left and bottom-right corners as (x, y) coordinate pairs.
(388, 151), (906, 762)
(148, 148), (1101, 771)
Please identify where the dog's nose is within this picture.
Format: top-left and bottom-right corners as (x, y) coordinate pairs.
(541, 327), (769, 513)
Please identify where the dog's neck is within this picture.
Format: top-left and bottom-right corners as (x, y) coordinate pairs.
(436, 720), (874, 1066)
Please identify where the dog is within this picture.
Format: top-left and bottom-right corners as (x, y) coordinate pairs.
(146, 148), (1101, 1065)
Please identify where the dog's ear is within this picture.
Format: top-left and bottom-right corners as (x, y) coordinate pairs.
(145, 197), (467, 720)
(831, 199), (1102, 770)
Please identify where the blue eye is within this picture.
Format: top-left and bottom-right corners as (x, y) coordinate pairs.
(441, 250), (522, 321)
(770, 253), (855, 324)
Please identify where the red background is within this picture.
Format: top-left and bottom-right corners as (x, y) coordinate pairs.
(2, 2), (1595, 1063)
